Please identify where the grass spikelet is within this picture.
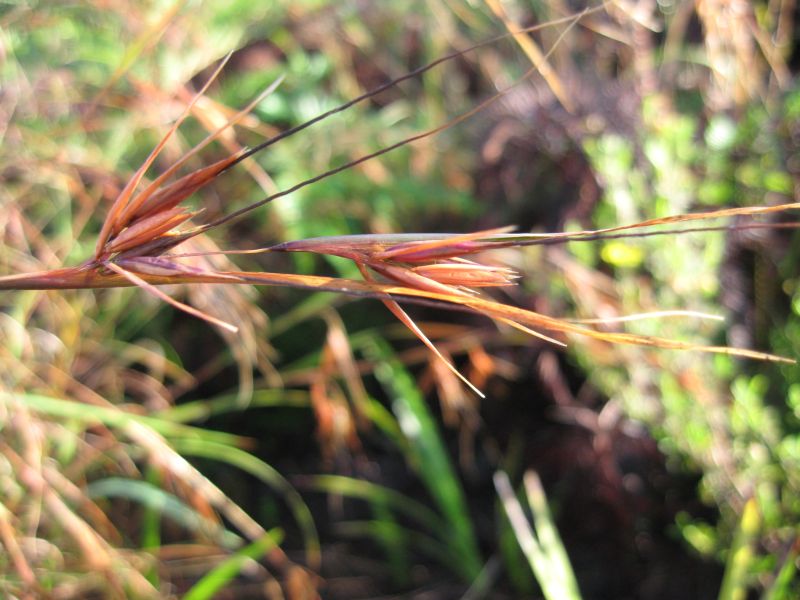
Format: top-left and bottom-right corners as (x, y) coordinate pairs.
(411, 262), (520, 288)
(105, 207), (197, 254)
(127, 153), (244, 222)
(359, 263), (488, 399)
(94, 53), (233, 258)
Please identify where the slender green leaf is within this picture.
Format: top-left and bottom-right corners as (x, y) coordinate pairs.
(359, 336), (482, 580)
(524, 471), (582, 599)
(87, 478), (240, 547)
(5, 393), (246, 447)
(308, 475), (448, 537)
(762, 543), (798, 600)
(157, 389), (310, 423)
(172, 437), (320, 569)
(719, 498), (761, 600)
(182, 530), (283, 600)
(334, 520), (457, 576)
(495, 470), (582, 600)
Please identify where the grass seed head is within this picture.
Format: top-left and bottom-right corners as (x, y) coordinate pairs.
(105, 207), (197, 254)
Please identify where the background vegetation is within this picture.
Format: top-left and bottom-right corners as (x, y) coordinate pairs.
(1, 0), (798, 598)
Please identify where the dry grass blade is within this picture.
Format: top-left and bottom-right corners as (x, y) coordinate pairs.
(357, 262), (487, 398)
(569, 310), (725, 325)
(218, 270), (792, 364)
(321, 310), (370, 427)
(0, 501), (37, 592)
(105, 262), (239, 333)
(0, 259), (792, 365)
(83, 0), (188, 120)
(1, 442), (158, 597)
(483, 0), (574, 111)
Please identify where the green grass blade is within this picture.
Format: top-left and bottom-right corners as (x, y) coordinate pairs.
(762, 541), (798, 600)
(269, 292), (345, 337)
(498, 507), (536, 593)
(362, 394), (408, 448)
(5, 392), (246, 447)
(494, 470), (582, 600)
(87, 478), (240, 547)
(359, 336), (482, 581)
(334, 519), (461, 578)
(719, 498), (761, 600)
(336, 516), (411, 586)
(156, 389), (311, 423)
(524, 471), (582, 599)
(461, 556), (503, 600)
(182, 530), (283, 600)
(172, 437), (320, 570)
(308, 475), (448, 538)
(142, 466), (162, 587)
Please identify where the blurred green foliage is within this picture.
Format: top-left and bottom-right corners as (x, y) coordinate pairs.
(581, 78), (800, 597)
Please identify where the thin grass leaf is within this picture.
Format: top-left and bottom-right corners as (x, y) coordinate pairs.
(719, 498), (761, 600)
(171, 437), (321, 570)
(495, 471), (548, 590)
(523, 471), (582, 600)
(229, 271), (794, 363)
(182, 530), (283, 600)
(85, 0), (187, 119)
(4, 392), (247, 447)
(333, 520), (462, 582)
(156, 389), (311, 423)
(361, 335), (483, 581)
(461, 557), (503, 600)
(269, 292), (347, 337)
(494, 470), (582, 600)
(372, 280), (486, 398)
(105, 262), (239, 333)
(568, 310), (724, 324)
(142, 466), (162, 589)
(306, 475), (448, 538)
(0, 500), (37, 591)
(762, 540), (798, 600)
(87, 478), (241, 547)
(367, 504), (412, 587)
(483, 0), (574, 112)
